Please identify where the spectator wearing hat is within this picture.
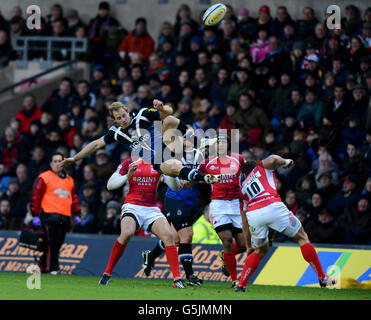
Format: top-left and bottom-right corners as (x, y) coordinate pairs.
(117, 17), (154, 62)
(337, 197), (371, 244)
(256, 5), (272, 34)
(296, 6), (318, 40)
(15, 94), (43, 135)
(327, 175), (360, 219)
(101, 200), (121, 234)
(305, 208), (341, 244)
(236, 8), (257, 40)
(88, 1), (120, 63)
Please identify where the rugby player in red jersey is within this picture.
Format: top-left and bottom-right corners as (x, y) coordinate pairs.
(98, 156), (186, 288)
(198, 133), (253, 288)
(235, 155), (337, 292)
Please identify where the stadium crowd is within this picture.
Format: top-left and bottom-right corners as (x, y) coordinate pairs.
(0, 2), (370, 245)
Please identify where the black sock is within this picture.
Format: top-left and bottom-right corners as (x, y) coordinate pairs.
(148, 240), (165, 262)
(178, 243), (193, 278)
(179, 167), (206, 182)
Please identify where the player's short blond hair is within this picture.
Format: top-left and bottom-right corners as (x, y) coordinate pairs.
(108, 102), (129, 118)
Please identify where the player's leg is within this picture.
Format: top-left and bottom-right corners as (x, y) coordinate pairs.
(216, 227), (240, 287)
(99, 216), (136, 285)
(150, 217), (185, 288)
(142, 223), (178, 276)
(292, 226), (337, 288)
(160, 159), (220, 184)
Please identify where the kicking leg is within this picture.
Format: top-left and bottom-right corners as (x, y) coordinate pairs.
(292, 227), (336, 288)
(217, 229), (239, 286)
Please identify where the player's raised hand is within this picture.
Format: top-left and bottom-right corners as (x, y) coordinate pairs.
(128, 164), (138, 178)
(152, 99), (164, 111)
(58, 157), (75, 169)
(282, 159), (294, 169)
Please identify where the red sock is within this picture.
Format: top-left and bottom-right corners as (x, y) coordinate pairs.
(232, 242), (241, 256)
(165, 245), (181, 280)
(104, 240), (126, 275)
(238, 252), (261, 287)
(300, 243), (326, 279)
(223, 251), (237, 281)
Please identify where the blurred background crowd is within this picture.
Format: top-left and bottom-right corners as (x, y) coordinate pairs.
(0, 2), (370, 245)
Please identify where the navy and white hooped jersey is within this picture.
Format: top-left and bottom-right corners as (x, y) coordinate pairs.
(103, 107), (161, 153)
(165, 148), (204, 206)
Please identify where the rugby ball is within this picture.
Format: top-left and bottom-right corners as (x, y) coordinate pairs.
(202, 3), (227, 26)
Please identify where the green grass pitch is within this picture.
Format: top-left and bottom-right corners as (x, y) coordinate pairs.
(1, 273), (370, 300)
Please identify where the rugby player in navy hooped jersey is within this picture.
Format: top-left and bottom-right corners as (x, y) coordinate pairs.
(197, 133), (254, 288)
(98, 155), (186, 288)
(235, 155), (337, 292)
(142, 129), (205, 286)
(59, 100), (220, 185)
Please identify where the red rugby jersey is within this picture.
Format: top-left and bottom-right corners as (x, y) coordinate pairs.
(198, 152), (244, 200)
(117, 158), (161, 207)
(240, 162), (282, 211)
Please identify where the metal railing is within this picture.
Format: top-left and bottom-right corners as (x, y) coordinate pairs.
(0, 60), (77, 96)
(12, 36), (87, 69)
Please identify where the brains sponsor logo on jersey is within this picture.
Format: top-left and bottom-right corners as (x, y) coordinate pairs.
(134, 245), (252, 282)
(0, 236), (88, 275)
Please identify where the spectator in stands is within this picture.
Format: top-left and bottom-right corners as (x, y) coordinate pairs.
(236, 8), (257, 40)
(337, 197), (371, 244)
(100, 200), (121, 234)
(66, 9), (86, 36)
(270, 6), (295, 39)
(73, 200), (96, 234)
(233, 93), (272, 147)
(0, 29), (14, 68)
(45, 3), (67, 35)
(296, 6), (318, 40)
(262, 36), (292, 77)
(57, 114), (77, 149)
(317, 172), (339, 207)
(130, 64), (147, 90)
(118, 79), (135, 105)
(0, 126), (26, 175)
(268, 72), (294, 116)
(88, 1), (120, 64)
(305, 208), (341, 244)
(256, 5), (272, 34)
(227, 67), (252, 104)
(16, 163), (32, 197)
(28, 146), (48, 181)
(15, 94), (43, 135)
(314, 151), (340, 188)
(342, 5), (363, 37)
(93, 149), (115, 182)
(117, 17), (154, 62)
(147, 53), (169, 81)
(192, 67), (211, 99)
(42, 77), (76, 122)
(296, 88), (324, 129)
(175, 97), (194, 125)
(0, 198), (11, 230)
(75, 80), (97, 110)
(90, 65), (106, 95)
(82, 116), (104, 143)
(328, 175), (360, 218)
(209, 67), (231, 109)
(323, 83), (350, 127)
(337, 116), (365, 155)
(94, 80), (114, 114)
(23, 120), (45, 150)
(9, 16), (24, 39)
(173, 3), (198, 37)
(4, 178), (28, 230)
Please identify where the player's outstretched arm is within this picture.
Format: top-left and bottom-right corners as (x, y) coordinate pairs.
(261, 155), (293, 171)
(152, 99), (173, 119)
(59, 136), (106, 169)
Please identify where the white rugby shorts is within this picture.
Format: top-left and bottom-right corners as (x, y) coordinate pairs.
(120, 203), (165, 232)
(246, 201), (302, 247)
(209, 199), (242, 230)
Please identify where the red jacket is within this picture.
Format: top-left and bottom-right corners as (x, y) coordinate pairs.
(117, 32), (154, 61)
(16, 107), (43, 134)
(61, 126), (77, 148)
